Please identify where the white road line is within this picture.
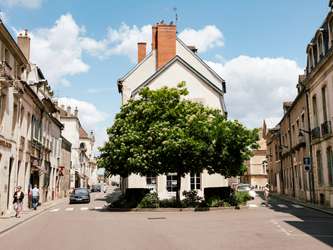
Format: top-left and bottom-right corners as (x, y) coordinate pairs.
(65, 207), (74, 211)
(292, 204), (303, 208)
(248, 204), (258, 208)
(50, 208), (59, 212)
(277, 204), (288, 208)
(80, 207), (89, 211)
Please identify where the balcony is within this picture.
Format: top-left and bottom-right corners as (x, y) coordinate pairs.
(311, 127), (321, 140)
(321, 120), (332, 137)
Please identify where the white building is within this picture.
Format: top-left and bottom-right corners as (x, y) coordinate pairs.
(117, 22), (228, 199)
(59, 106), (96, 189)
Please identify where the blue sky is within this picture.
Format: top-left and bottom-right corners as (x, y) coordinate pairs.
(0, 0), (330, 148)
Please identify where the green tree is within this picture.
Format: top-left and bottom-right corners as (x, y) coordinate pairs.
(98, 82), (258, 204)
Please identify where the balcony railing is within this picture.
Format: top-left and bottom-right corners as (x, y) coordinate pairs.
(321, 120), (332, 137)
(311, 126), (321, 140)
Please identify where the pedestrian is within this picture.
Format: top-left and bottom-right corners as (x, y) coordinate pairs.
(264, 183), (270, 203)
(31, 184), (40, 210)
(13, 186), (24, 218)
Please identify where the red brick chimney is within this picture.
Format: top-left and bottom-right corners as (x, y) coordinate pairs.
(152, 23), (177, 70)
(137, 42), (147, 63)
(17, 29), (30, 61)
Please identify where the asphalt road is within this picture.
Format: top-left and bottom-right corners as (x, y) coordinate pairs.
(1, 191), (333, 250)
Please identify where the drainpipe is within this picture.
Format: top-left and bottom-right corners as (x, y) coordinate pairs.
(288, 113), (296, 197)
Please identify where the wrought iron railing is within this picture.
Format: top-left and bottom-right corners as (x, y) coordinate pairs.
(321, 120), (332, 137)
(311, 126), (321, 140)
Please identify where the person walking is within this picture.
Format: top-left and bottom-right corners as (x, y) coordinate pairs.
(31, 184), (40, 210)
(13, 186), (24, 218)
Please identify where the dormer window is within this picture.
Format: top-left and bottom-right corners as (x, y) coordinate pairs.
(329, 17), (333, 47)
(307, 45), (315, 72)
(317, 32), (325, 60)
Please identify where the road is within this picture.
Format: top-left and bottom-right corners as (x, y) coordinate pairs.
(0, 190), (333, 250)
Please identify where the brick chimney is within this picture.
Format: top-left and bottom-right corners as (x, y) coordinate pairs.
(17, 29), (30, 61)
(152, 23), (177, 70)
(137, 42), (147, 63)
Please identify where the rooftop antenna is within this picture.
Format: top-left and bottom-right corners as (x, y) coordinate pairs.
(173, 7), (178, 33)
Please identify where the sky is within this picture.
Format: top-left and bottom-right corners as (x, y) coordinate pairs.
(0, 0), (330, 150)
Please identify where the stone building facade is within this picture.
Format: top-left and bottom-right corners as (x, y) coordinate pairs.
(241, 121), (268, 189)
(0, 20), (72, 216)
(267, 1), (333, 207)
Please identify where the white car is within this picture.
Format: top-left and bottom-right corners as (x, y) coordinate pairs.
(237, 184), (256, 199)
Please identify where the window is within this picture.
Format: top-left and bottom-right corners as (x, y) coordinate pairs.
(301, 114), (305, 129)
(12, 103), (18, 132)
(190, 172), (201, 190)
(317, 34), (325, 58)
(166, 174), (177, 192)
(4, 48), (10, 65)
(312, 95), (319, 127)
(322, 86), (328, 122)
(317, 150), (324, 186)
(327, 147), (333, 186)
(146, 175), (157, 185)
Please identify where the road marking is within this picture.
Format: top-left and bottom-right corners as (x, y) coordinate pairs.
(292, 204), (303, 208)
(80, 207), (89, 211)
(94, 206), (103, 210)
(277, 204), (288, 208)
(270, 219), (290, 236)
(65, 207), (74, 211)
(50, 208), (59, 212)
(248, 204), (258, 208)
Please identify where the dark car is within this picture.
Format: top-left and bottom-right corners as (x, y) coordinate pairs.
(69, 188), (90, 204)
(91, 184), (101, 192)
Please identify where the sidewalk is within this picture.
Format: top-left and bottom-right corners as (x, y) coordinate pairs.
(0, 198), (67, 235)
(271, 193), (333, 216)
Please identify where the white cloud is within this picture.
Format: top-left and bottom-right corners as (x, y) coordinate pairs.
(2, 0), (42, 8)
(179, 25), (224, 53)
(100, 24), (224, 62)
(57, 97), (109, 148)
(207, 55), (303, 128)
(0, 11), (7, 24)
(105, 23), (152, 62)
(57, 97), (108, 128)
(29, 14), (97, 85)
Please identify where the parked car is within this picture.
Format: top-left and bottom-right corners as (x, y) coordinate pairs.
(91, 184), (102, 192)
(69, 188), (90, 204)
(236, 184), (256, 199)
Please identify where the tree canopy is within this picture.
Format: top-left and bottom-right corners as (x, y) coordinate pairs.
(98, 82), (259, 201)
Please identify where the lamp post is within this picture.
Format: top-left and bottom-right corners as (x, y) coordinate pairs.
(298, 128), (315, 203)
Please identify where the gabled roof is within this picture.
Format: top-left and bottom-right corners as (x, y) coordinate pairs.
(118, 51), (153, 83)
(79, 127), (89, 139)
(176, 37), (225, 83)
(131, 55), (224, 97)
(0, 20), (29, 66)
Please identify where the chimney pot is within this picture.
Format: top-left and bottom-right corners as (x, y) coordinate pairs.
(137, 42), (147, 63)
(74, 107), (78, 117)
(66, 106), (71, 115)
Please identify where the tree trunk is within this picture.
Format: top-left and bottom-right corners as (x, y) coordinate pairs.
(176, 171), (181, 207)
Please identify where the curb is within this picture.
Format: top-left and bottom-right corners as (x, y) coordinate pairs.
(0, 198), (67, 236)
(271, 193), (333, 216)
(106, 205), (248, 212)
